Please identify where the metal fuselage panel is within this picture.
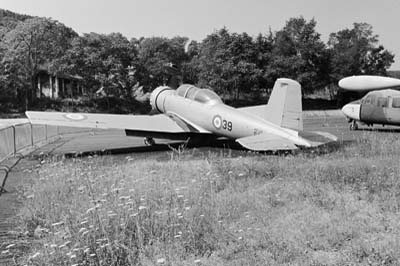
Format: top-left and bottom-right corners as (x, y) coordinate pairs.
(163, 94), (297, 140)
(360, 101), (400, 125)
(360, 104), (388, 124)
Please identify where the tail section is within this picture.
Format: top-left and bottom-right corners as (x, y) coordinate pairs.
(266, 78), (303, 131)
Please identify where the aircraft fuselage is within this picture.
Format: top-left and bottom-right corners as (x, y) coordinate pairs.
(342, 89), (400, 129)
(152, 85), (310, 146)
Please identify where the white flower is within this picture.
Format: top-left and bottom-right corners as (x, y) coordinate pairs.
(157, 258), (166, 264)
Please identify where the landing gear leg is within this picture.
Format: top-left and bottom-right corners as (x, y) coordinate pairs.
(349, 120), (358, 131)
(144, 137), (155, 146)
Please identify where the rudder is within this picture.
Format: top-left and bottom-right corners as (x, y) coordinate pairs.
(265, 78), (303, 131)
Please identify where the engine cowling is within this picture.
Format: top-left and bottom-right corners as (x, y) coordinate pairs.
(149, 86), (175, 113)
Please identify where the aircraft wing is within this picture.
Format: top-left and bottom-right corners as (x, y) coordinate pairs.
(26, 111), (211, 139)
(236, 132), (298, 151)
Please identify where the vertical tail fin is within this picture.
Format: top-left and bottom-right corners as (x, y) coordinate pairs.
(266, 78), (303, 131)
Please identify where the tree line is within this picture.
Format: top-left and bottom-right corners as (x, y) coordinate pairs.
(0, 13), (395, 112)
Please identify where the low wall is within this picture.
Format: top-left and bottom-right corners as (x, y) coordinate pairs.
(0, 122), (95, 163)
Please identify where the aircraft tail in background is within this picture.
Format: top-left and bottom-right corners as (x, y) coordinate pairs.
(265, 78), (303, 131)
(237, 78), (303, 131)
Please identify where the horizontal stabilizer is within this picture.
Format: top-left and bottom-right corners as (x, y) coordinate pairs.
(236, 132), (298, 151)
(299, 131), (338, 146)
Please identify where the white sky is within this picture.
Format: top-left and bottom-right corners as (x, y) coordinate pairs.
(2, 0), (400, 69)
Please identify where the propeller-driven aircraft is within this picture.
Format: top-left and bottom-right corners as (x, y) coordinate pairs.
(26, 78), (337, 151)
(340, 75), (400, 130)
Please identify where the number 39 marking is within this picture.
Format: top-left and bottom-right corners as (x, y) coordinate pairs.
(212, 115), (233, 131)
(222, 120), (232, 131)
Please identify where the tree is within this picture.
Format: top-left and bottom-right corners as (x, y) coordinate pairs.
(0, 17), (77, 109)
(265, 17), (331, 94)
(136, 36), (188, 90)
(192, 28), (261, 100)
(59, 32), (138, 98)
(328, 22), (394, 81)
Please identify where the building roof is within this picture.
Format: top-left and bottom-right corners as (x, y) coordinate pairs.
(37, 65), (83, 81)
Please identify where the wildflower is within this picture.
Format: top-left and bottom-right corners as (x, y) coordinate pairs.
(1, 250), (10, 254)
(194, 259), (201, 264)
(86, 207), (95, 214)
(51, 221), (64, 227)
(59, 241), (71, 248)
(157, 258), (166, 264)
(5, 244), (15, 249)
(78, 228), (87, 233)
(119, 196), (129, 201)
(138, 206), (147, 210)
(30, 252), (41, 259)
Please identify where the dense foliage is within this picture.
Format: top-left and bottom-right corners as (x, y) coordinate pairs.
(0, 9), (395, 112)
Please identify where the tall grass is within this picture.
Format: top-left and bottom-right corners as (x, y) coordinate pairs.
(10, 132), (400, 265)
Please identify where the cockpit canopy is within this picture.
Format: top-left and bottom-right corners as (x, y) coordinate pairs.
(176, 84), (222, 104)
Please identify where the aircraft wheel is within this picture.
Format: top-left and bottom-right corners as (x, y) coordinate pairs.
(144, 137), (155, 146)
(349, 121), (358, 131)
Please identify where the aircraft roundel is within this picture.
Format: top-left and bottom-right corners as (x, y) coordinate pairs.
(212, 115), (222, 129)
(63, 113), (87, 121)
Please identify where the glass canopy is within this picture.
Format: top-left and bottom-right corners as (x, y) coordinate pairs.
(176, 84), (222, 104)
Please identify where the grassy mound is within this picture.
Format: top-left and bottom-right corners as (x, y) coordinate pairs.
(12, 133), (400, 265)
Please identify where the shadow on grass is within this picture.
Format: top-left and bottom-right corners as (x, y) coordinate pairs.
(48, 137), (350, 160)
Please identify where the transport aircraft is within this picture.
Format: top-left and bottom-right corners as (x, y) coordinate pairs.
(26, 78), (337, 151)
(340, 75), (400, 130)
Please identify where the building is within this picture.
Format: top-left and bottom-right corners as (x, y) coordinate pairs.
(35, 67), (84, 99)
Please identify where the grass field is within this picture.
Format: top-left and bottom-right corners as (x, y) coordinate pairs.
(10, 132), (400, 265)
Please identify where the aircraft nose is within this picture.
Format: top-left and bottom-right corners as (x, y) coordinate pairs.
(341, 103), (360, 120)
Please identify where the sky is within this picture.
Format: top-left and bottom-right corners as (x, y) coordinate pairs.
(2, 0), (400, 69)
